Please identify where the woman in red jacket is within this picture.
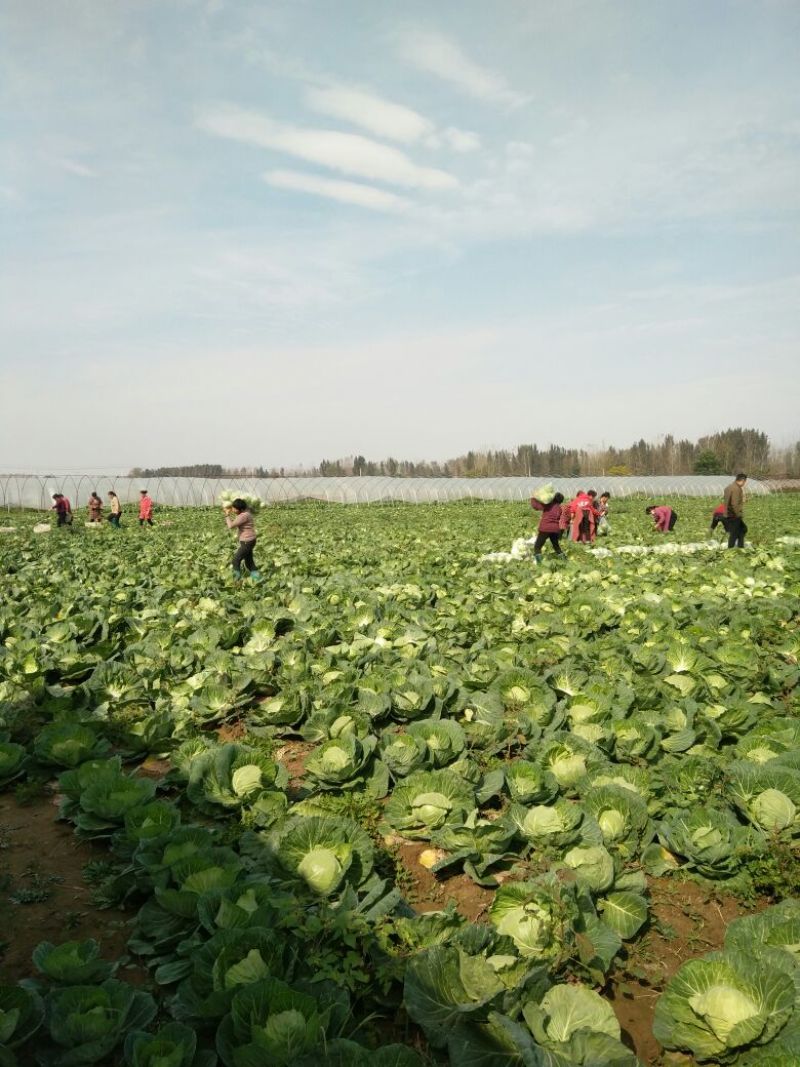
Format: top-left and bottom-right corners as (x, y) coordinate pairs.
(530, 493), (566, 563)
(568, 490), (599, 543)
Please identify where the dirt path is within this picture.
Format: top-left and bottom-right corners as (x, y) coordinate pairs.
(0, 792), (143, 984)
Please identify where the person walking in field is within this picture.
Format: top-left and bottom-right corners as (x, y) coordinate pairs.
(51, 493), (73, 528)
(724, 473), (748, 548)
(710, 503), (728, 534)
(87, 492), (103, 523)
(107, 491), (122, 528)
(224, 498), (261, 580)
(138, 490), (154, 526)
(530, 492), (566, 563)
(646, 504), (678, 532)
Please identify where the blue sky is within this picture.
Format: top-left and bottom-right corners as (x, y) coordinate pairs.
(1, 0), (799, 470)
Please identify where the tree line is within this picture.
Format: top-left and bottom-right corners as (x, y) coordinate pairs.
(129, 428), (800, 481)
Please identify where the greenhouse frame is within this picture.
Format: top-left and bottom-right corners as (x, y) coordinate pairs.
(0, 474), (773, 510)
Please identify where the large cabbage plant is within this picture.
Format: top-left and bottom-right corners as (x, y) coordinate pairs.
(381, 769), (475, 840)
(653, 951), (795, 1062)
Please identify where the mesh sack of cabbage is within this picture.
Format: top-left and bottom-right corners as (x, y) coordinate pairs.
(482, 536), (538, 562)
(533, 482), (556, 504)
(591, 541), (726, 558)
(218, 490), (264, 513)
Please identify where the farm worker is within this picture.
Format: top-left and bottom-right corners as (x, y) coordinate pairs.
(723, 472), (748, 549)
(530, 492), (566, 563)
(596, 492), (611, 534)
(138, 490), (154, 527)
(224, 498), (261, 580)
(558, 498), (571, 539)
(51, 493), (72, 528)
(646, 504), (678, 532)
(710, 503), (728, 533)
(568, 490), (598, 543)
(107, 491), (122, 528)
(87, 492), (103, 523)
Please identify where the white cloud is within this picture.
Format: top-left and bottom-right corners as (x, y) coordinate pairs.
(305, 84), (434, 144)
(197, 105), (458, 189)
(399, 28), (528, 106)
(264, 168), (411, 212)
(442, 126), (481, 152)
(306, 83), (480, 155)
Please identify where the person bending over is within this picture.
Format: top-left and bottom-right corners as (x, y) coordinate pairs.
(710, 503), (728, 534)
(646, 504), (678, 532)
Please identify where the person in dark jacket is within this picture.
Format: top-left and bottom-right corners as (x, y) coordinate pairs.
(723, 473), (747, 548)
(51, 493), (70, 527)
(530, 492), (565, 563)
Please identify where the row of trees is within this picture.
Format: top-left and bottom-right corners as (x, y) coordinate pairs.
(129, 428), (800, 481)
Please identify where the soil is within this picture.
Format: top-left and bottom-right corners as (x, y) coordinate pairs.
(390, 844), (763, 1067)
(0, 792), (146, 985)
(0, 783), (767, 1066)
(274, 740), (315, 797)
(136, 756), (171, 780)
(607, 877), (758, 1066)
(216, 722), (247, 743)
(392, 838), (495, 922)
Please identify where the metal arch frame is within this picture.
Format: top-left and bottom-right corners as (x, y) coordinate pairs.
(0, 472), (775, 508)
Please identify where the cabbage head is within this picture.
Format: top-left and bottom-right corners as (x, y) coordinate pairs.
(381, 770), (475, 840)
(582, 784), (652, 858)
(505, 760), (559, 806)
(379, 730), (428, 779)
(34, 722), (109, 768)
(658, 806), (765, 879)
(0, 741), (26, 786)
(489, 878), (578, 961)
(123, 1022), (201, 1067)
(174, 926), (284, 1022)
(42, 979), (156, 1065)
(216, 977), (328, 1067)
(304, 734), (385, 794)
(510, 799), (584, 851)
(654, 952), (794, 1061)
(187, 743), (287, 814)
(407, 718), (465, 769)
(727, 761), (800, 835)
(32, 939), (115, 985)
(272, 815), (374, 896)
(562, 846), (616, 894)
(0, 985), (44, 1060)
(519, 983), (637, 1065)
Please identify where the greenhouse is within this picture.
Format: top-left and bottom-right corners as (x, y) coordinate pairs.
(0, 473), (773, 510)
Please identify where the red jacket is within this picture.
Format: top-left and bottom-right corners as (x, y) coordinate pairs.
(530, 498), (562, 533)
(139, 495), (153, 520)
(651, 505), (673, 532)
(569, 492), (593, 515)
(713, 504), (725, 516)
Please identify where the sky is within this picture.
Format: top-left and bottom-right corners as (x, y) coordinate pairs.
(1, 0), (799, 472)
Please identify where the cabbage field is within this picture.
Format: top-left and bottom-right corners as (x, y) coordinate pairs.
(1, 496), (799, 1066)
